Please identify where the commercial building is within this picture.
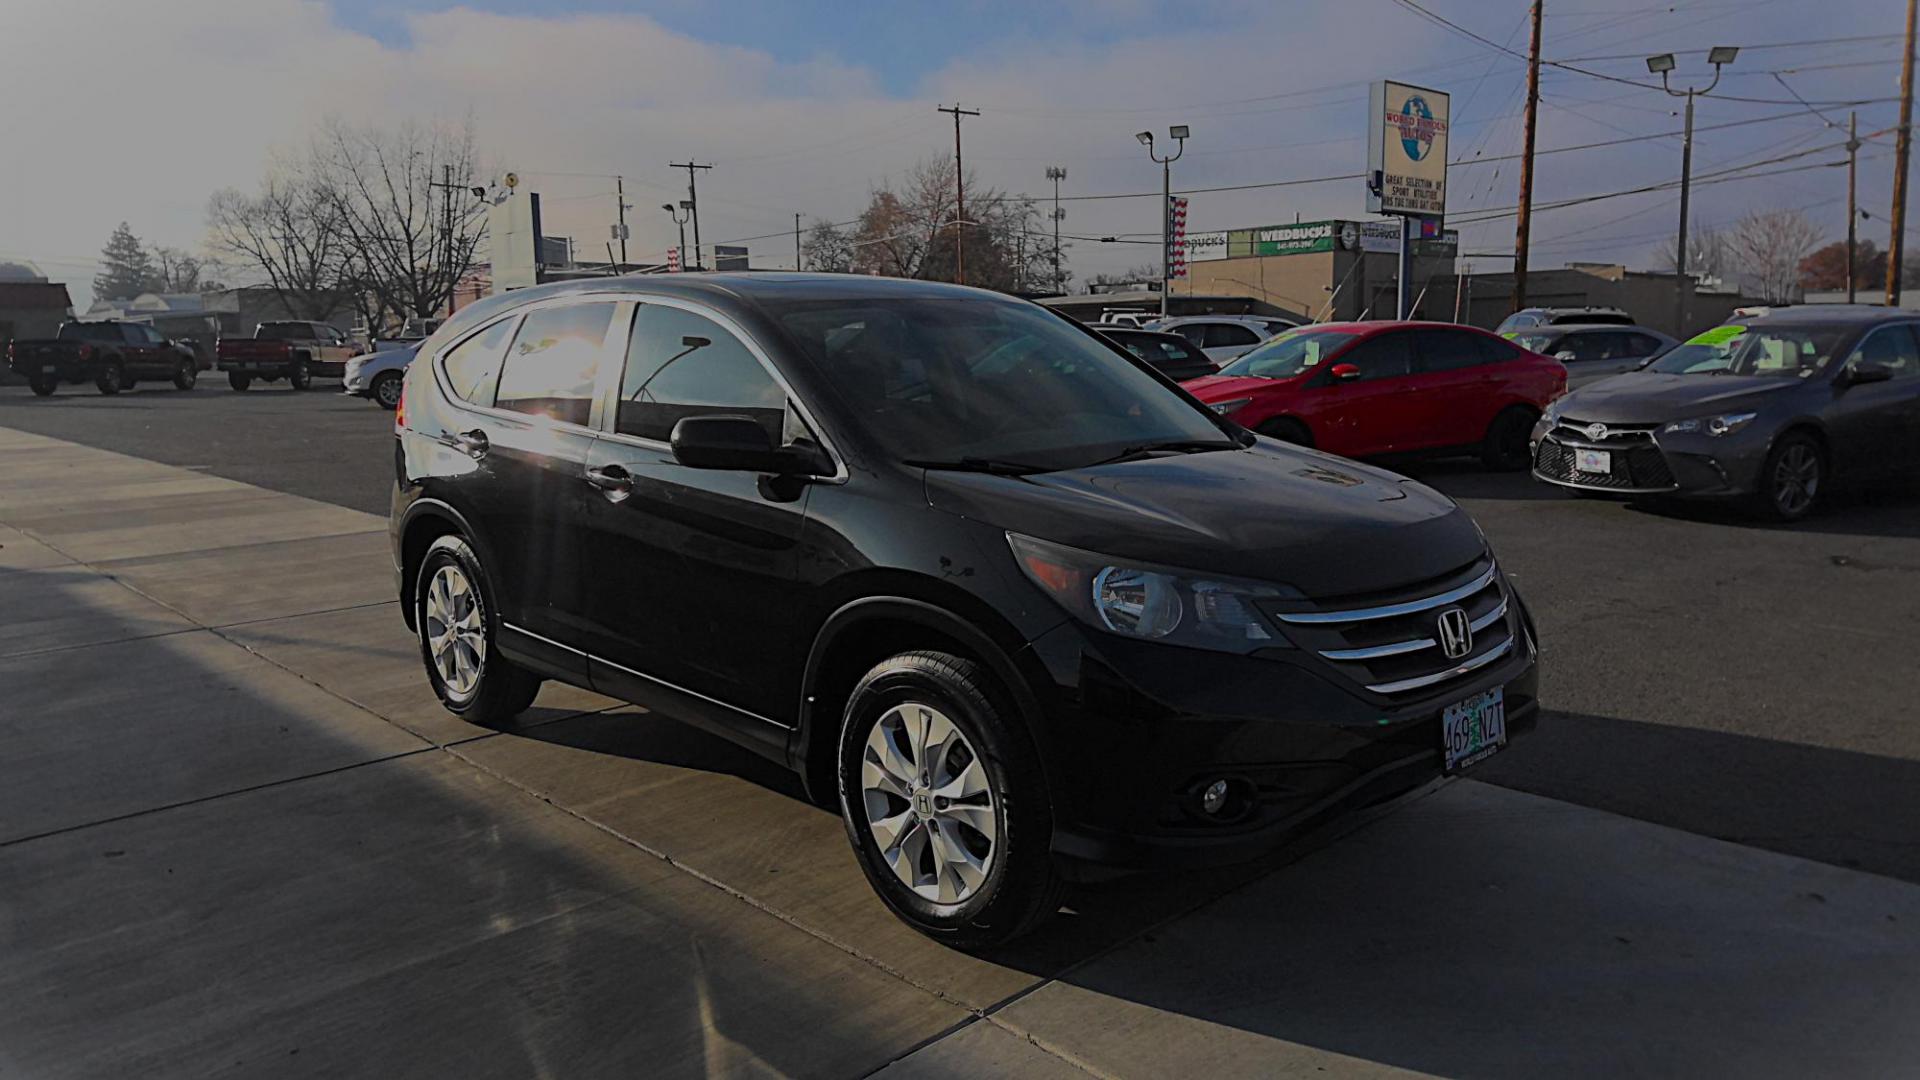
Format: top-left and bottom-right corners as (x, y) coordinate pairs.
(1456, 263), (1758, 338)
(0, 278), (75, 385)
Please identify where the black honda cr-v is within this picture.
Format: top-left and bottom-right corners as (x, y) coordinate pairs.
(391, 274), (1539, 948)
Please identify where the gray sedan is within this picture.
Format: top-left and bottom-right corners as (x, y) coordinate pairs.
(1530, 306), (1920, 520)
(1508, 324), (1676, 389)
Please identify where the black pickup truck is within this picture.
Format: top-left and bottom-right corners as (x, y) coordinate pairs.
(6, 320), (199, 396)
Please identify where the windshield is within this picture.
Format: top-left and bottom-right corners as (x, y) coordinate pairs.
(255, 323), (313, 340)
(1216, 329), (1359, 379)
(1646, 323), (1852, 378)
(769, 297), (1234, 471)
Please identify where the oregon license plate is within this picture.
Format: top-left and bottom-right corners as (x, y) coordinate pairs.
(1442, 686), (1507, 771)
(1574, 448), (1611, 474)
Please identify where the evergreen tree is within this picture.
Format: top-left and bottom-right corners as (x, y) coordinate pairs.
(94, 222), (156, 302)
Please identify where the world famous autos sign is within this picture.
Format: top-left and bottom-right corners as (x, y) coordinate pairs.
(1368, 80), (1449, 218)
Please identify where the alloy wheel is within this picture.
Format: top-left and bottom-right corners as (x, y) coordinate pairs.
(860, 702), (997, 904)
(375, 374), (403, 408)
(424, 563), (485, 697)
(1772, 443), (1819, 517)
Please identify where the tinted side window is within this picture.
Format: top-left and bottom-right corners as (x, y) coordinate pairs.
(1416, 329), (1492, 372)
(1563, 332), (1615, 362)
(1845, 325), (1920, 381)
(1335, 332), (1414, 380)
(616, 304), (785, 444)
(1204, 323), (1260, 347)
(440, 317), (518, 405)
(1625, 333), (1664, 357)
(494, 303), (615, 425)
(1172, 325), (1208, 347)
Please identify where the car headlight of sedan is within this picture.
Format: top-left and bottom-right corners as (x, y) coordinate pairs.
(1663, 411), (1757, 437)
(1208, 397), (1253, 416)
(1543, 396), (1570, 424)
(1008, 533), (1289, 651)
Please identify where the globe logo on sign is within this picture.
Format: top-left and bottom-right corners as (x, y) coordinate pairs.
(1397, 96), (1436, 161)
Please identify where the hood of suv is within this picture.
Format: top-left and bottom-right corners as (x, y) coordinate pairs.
(926, 443), (1484, 597)
(1560, 371), (1804, 422)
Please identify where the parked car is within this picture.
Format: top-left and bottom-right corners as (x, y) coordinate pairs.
(1531, 306), (1920, 520)
(1184, 321), (1567, 469)
(1092, 325), (1218, 381)
(216, 320), (361, 391)
(5, 320), (198, 396)
(1097, 310), (1155, 328)
(1507, 324), (1677, 388)
(1145, 316), (1280, 365)
(390, 274), (1539, 948)
(344, 342), (421, 410)
(1496, 306), (1634, 334)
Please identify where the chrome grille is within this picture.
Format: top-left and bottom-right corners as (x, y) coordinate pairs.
(1536, 417), (1678, 492)
(1268, 561), (1516, 697)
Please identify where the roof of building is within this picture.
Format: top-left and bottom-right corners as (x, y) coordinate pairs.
(0, 281), (74, 309)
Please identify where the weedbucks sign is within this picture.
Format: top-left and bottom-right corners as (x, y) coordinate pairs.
(1245, 221), (1336, 257)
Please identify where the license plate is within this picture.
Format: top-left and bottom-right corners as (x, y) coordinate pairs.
(1574, 448), (1611, 474)
(1442, 686), (1507, 771)
(41, 365), (56, 374)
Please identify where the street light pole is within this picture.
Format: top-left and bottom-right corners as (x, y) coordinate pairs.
(1137, 126), (1189, 320)
(662, 202), (691, 271)
(1648, 47), (1736, 337)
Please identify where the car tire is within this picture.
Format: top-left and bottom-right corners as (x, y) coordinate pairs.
(1480, 406), (1539, 471)
(838, 650), (1062, 950)
(288, 357), (312, 391)
(371, 370), (404, 410)
(415, 534), (542, 723)
(28, 377), (56, 397)
(1755, 431), (1825, 522)
(94, 363), (124, 396)
(227, 371), (252, 391)
(1257, 417), (1314, 447)
(172, 359), (197, 390)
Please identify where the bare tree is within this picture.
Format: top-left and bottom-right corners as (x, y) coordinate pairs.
(148, 246), (211, 293)
(847, 156), (1050, 291)
(206, 174), (353, 320)
(310, 116), (485, 325)
(1655, 226), (1730, 281)
(1727, 209), (1823, 303)
(801, 218), (854, 273)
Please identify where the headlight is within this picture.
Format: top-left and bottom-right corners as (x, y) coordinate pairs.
(1209, 397), (1253, 416)
(1663, 411), (1757, 437)
(1008, 533), (1290, 652)
(1543, 397), (1569, 424)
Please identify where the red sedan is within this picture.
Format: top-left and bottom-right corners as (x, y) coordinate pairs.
(1182, 321), (1567, 469)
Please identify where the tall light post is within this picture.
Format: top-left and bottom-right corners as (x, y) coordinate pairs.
(1647, 46), (1737, 336)
(1045, 166), (1067, 293)
(1137, 125), (1189, 319)
(662, 202), (691, 271)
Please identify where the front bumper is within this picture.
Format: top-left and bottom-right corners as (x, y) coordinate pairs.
(1529, 416), (1767, 498)
(1027, 571), (1541, 872)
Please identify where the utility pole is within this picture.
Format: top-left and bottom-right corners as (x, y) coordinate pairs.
(428, 163), (465, 315)
(1648, 46), (1737, 335)
(795, 213), (803, 271)
(1889, 0), (1917, 307)
(615, 176), (630, 264)
(669, 161), (713, 270)
(937, 105), (980, 284)
(1046, 166), (1067, 292)
(1848, 112), (1861, 303)
(1511, 0), (1543, 316)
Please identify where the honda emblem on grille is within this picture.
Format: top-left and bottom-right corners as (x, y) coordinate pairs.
(1435, 607), (1473, 660)
(1584, 423), (1610, 441)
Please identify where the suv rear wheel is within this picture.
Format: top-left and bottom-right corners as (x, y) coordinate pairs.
(838, 650), (1061, 949)
(172, 359), (197, 390)
(94, 363), (124, 396)
(28, 376), (56, 397)
(288, 357), (312, 391)
(228, 371), (252, 391)
(415, 534), (542, 723)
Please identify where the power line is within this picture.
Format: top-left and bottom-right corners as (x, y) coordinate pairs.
(1556, 33), (1904, 62)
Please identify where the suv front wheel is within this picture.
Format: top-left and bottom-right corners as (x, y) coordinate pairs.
(837, 650), (1062, 949)
(415, 534), (542, 723)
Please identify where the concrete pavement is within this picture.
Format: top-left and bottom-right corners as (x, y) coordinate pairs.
(4, 423), (1919, 1077)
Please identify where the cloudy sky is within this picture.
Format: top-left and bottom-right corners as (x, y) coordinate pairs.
(0, 0), (1904, 310)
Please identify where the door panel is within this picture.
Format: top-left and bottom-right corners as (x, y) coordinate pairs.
(1298, 331), (1418, 456)
(1409, 328), (1497, 449)
(1828, 325), (1920, 475)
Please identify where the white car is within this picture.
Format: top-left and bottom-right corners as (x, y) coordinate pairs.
(1145, 315), (1293, 365)
(342, 342), (420, 410)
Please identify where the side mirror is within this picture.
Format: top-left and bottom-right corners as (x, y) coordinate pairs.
(1846, 361), (1895, 386)
(670, 414), (825, 475)
(1329, 363), (1362, 382)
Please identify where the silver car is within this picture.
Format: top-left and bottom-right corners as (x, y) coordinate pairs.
(1146, 316), (1293, 365)
(342, 342), (420, 410)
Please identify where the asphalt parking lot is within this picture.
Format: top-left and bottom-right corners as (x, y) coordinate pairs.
(3, 382), (1919, 1075)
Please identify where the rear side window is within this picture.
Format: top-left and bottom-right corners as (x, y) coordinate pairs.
(1332, 332), (1414, 380)
(1171, 324), (1207, 347)
(616, 304), (785, 445)
(440, 317), (518, 405)
(494, 302), (616, 426)
(1416, 328), (1499, 372)
(1203, 323), (1260, 348)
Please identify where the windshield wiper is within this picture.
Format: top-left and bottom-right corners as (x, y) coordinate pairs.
(904, 456), (1054, 476)
(1088, 439), (1239, 467)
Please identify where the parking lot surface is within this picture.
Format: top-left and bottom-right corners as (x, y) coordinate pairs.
(4, 386), (1919, 1076)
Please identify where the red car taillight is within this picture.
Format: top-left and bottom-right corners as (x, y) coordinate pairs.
(77, 344), (93, 360)
(393, 380), (407, 431)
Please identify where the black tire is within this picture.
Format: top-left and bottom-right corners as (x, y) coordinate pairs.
(1257, 417), (1314, 447)
(227, 371), (252, 391)
(1753, 431), (1825, 522)
(288, 357), (312, 391)
(94, 363), (124, 396)
(414, 534), (542, 723)
(172, 359), (197, 390)
(838, 650), (1062, 950)
(28, 377), (56, 397)
(370, 370), (404, 410)
(1480, 406), (1539, 471)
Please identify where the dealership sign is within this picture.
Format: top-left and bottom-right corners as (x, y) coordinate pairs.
(1184, 230), (1228, 262)
(1341, 219), (1459, 257)
(1251, 221), (1335, 257)
(1368, 80), (1449, 217)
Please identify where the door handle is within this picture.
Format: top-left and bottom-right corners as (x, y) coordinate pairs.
(441, 429), (489, 459)
(584, 463), (634, 501)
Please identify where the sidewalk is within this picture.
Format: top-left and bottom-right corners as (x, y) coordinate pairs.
(4, 424), (1917, 1078)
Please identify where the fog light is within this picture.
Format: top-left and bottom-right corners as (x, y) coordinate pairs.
(1201, 779), (1231, 815)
